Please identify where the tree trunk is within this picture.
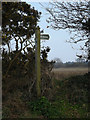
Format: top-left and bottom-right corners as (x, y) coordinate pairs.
(16, 39), (18, 51)
(20, 40), (23, 51)
(7, 42), (10, 54)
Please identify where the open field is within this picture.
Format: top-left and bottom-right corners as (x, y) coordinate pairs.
(52, 67), (88, 80)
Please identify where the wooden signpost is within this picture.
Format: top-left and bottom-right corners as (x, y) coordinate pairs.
(35, 26), (50, 97)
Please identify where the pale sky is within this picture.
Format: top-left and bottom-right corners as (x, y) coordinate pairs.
(21, 1), (84, 63)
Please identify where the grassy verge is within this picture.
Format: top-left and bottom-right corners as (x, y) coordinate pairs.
(3, 73), (89, 118)
(25, 74), (89, 118)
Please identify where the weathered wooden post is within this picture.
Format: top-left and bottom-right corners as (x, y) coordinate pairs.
(35, 26), (50, 98)
(35, 26), (41, 97)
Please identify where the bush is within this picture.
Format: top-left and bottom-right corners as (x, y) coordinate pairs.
(28, 96), (60, 118)
(65, 74), (89, 104)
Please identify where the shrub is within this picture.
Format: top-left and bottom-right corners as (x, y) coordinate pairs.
(28, 96), (60, 118)
(65, 74), (89, 104)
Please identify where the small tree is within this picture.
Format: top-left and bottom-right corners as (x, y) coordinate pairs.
(53, 58), (63, 68)
(45, 1), (90, 61)
(2, 2), (41, 52)
(2, 2), (54, 100)
(2, 2), (41, 78)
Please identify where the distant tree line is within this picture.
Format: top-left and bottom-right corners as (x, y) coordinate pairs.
(53, 58), (88, 68)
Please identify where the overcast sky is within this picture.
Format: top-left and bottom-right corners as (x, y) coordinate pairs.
(21, 1), (84, 63)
